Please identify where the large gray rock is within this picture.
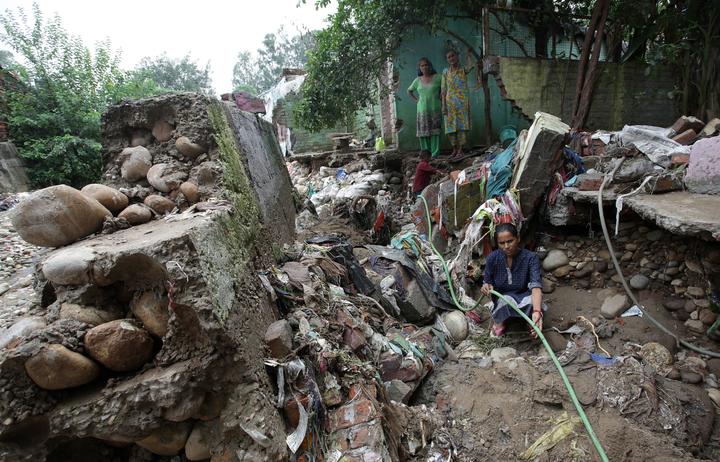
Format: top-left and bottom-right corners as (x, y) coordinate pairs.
(0, 317), (46, 350)
(137, 422), (192, 456)
(601, 294), (629, 318)
(131, 291), (170, 337)
(264, 319), (293, 359)
(442, 310), (469, 344)
(542, 249), (569, 271)
(146, 163), (187, 193)
(175, 136), (206, 159)
(42, 246), (96, 285)
(24, 344), (100, 390)
(399, 279), (436, 324)
(80, 184), (129, 214)
(118, 204), (153, 225)
(144, 194), (175, 214)
(11, 185), (112, 247)
(120, 146), (152, 182)
(629, 274), (650, 290)
(84, 320), (155, 372)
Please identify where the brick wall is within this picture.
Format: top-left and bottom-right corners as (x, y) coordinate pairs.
(497, 57), (678, 130)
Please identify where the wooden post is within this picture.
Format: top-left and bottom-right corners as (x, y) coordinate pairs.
(482, 7), (493, 146)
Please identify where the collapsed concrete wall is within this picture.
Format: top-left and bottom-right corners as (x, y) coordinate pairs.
(0, 142), (30, 193)
(0, 94), (295, 461)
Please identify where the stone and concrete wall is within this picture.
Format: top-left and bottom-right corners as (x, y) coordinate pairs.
(496, 57), (678, 130)
(1, 93), (296, 461)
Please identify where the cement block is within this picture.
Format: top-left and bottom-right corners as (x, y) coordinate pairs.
(686, 136), (720, 195)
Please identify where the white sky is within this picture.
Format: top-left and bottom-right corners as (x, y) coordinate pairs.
(1, 0), (334, 94)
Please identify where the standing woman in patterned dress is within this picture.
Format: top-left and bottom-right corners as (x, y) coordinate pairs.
(441, 49), (473, 159)
(407, 57), (442, 158)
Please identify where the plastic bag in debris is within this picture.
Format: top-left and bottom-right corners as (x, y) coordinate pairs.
(307, 234), (375, 295)
(519, 412), (581, 460)
(375, 136), (386, 152)
(618, 125), (691, 167)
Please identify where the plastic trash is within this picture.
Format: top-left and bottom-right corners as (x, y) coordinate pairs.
(621, 305), (644, 318)
(335, 168), (347, 181)
(519, 412), (580, 460)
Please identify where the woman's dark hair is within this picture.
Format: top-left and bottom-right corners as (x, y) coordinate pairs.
(417, 57), (437, 76)
(419, 149), (431, 160)
(495, 223), (519, 239)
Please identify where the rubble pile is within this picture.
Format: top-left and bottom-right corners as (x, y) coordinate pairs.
(0, 93), (296, 461)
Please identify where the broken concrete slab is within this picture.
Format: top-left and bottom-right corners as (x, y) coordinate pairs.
(511, 112), (569, 218)
(625, 191), (720, 241)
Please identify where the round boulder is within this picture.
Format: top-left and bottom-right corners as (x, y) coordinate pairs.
(120, 146), (153, 182)
(144, 195), (175, 215)
(84, 320), (155, 372)
(24, 344), (100, 390)
(442, 310), (468, 344)
(118, 204), (152, 226)
(137, 422), (192, 456)
(131, 291), (170, 337)
(11, 185), (112, 247)
(80, 184), (129, 214)
(185, 424), (211, 461)
(179, 182), (199, 204)
(152, 120), (174, 142)
(59, 303), (122, 326)
(42, 247), (96, 286)
(629, 274), (650, 290)
(146, 163), (188, 193)
(542, 250), (569, 271)
(175, 136), (206, 159)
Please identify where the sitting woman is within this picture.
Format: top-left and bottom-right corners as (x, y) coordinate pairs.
(480, 223), (545, 337)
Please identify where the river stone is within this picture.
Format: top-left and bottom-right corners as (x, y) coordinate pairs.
(24, 344), (100, 390)
(152, 120), (174, 142)
(629, 274), (650, 290)
(645, 230), (663, 241)
(0, 317), (46, 350)
(708, 389), (720, 409)
(80, 184), (129, 214)
(11, 185), (112, 247)
(553, 265), (572, 278)
(60, 303), (121, 326)
(185, 424), (211, 461)
(601, 294), (629, 319)
(41, 246), (96, 286)
(639, 342), (673, 369)
(179, 182), (199, 204)
(542, 250), (569, 271)
(541, 277), (556, 294)
(699, 309), (717, 326)
(490, 347), (517, 362)
(143, 194), (175, 214)
(120, 146), (153, 182)
(175, 136), (205, 159)
(573, 265), (593, 278)
(84, 320), (155, 372)
(442, 310), (469, 344)
(663, 298), (685, 311)
(596, 288), (617, 301)
(130, 129), (152, 147)
(544, 331), (567, 353)
(131, 291), (170, 337)
(686, 286), (705, 298)
(594, 260), (608, 273)
(147, 163), (187, 193)
(137, 422), (191, 456)
(680, 370), (703, 384)
(684, 319), (706, 334)
(118, 204), (152, 225)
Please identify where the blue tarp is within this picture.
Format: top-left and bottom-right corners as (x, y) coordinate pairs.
(485, 138), (518, 199)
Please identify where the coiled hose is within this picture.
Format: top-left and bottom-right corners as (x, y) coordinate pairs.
(418, 195), (610, 462)
(598, 158), (720, 358)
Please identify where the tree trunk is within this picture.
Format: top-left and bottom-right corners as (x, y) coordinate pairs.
(571, 3), (603, 119)
(482, 8), (493, 146)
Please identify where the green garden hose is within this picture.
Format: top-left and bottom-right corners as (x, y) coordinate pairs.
(418, 194), (610, 462)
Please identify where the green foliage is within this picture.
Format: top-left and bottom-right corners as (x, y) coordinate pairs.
(131, 53), (213, 95)
(0, 2), (124, 186)
(0, 50), (14, 68)
(233, 26), (316, 95)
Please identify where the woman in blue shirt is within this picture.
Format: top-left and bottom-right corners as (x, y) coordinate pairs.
(481, 223), (545, 337)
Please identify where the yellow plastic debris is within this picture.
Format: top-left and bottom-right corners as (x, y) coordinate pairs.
(519, 412), (581, 460)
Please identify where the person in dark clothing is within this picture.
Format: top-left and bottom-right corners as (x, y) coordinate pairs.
(480, 223), (545, 337)
(412, 150), (445, 196)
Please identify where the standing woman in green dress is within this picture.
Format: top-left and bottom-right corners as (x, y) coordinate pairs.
(407, 57), (442, 158)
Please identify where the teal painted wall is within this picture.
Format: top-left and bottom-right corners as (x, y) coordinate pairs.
(394, 21), (531, 152)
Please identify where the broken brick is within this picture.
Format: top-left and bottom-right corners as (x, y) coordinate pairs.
(264, 319), (293, 359)
(671, 128), (697, 145)
(670, 115), (704, 136)
(343, 326), (366, 351)
(328, 398), (377, 432)
(283, 394), (310, 428)
(384, 379), (413, 404)
(348, 383), (377, 401)
(379, 353), (424, 382)
(576, 174), (604, 191)
(671, 153), (690, 166)
(330, 419), (384, 451)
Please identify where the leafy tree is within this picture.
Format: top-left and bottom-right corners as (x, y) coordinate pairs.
(131, 53), (213, 95)
(232, 26), (316, 95)
(0, 2), (126, 186)
(0, 49), (14, 68)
